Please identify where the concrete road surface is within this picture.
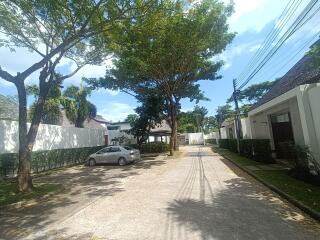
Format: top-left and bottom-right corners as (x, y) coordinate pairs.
(1, 146), (320, 240)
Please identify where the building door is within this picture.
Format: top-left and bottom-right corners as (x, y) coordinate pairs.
(271, 112), (294, 158)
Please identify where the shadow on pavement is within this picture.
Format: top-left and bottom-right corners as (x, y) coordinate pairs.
(0, 154), (166, 240)
(164, 152), (320, 240)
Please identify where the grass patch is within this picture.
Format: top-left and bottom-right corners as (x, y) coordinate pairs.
(213, 146), (320, 213)
(254, 170), (320, 212)
(0, 181), (62, 207)
(213, 147), (260, 166)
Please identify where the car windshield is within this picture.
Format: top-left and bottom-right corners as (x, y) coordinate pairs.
(97, 147), (109, 154)
(123, 146), (133, 150)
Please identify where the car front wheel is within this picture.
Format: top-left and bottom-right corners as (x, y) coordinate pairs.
(89, 158), (96, 167)
(118, 157), (127, 166)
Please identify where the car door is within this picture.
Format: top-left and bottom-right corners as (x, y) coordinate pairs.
(109, 147), (122, 163)
(95, 147), (110, 163)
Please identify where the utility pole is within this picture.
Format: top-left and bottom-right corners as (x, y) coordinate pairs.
(233, 79), (242, 153)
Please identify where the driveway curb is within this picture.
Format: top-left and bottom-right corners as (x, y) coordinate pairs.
(217, 150), (320, 222)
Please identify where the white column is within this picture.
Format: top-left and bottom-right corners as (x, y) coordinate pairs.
(296, 85), (320, 162)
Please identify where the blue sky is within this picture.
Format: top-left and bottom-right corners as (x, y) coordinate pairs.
(0, 0), (319, 121)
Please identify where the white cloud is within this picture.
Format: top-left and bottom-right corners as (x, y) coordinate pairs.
(181, 107), (193, 113)
(95, 88), (119, 96)
(223, 0), (289, 33)
(228, 0), (265, 22)
(217, 41), (261, 69)
(249, 44), (261, 52)
(58, 57), (113, 86)
(99, 102), (135, 122)
(0, 79), (14, 88)
(0, 40), (113, 89)
(106, 89), (119, 96)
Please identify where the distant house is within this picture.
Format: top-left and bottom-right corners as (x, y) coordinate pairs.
(106, 121), (136, 145)
(148, 120), (171, 144)
(0, 95), (19, 120)
(248, 52), (320, 161)
(106, 120), (172, 145)
(220, 119), (235, 139)
(220, 118), (252, 140)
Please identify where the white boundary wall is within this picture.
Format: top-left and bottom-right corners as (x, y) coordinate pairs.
(187, 133), (204, 145)
(0, 120), (106, 154)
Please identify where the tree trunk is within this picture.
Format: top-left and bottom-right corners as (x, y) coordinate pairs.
(16, 81), (33, 192)
(167, 98), (174, 156)
(16, 73), (50, 192)
(173, 119), (179, 151)
(169, 131), (174, 156)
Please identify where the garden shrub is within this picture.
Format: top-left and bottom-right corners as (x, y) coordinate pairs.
(0, 145), (104, 178)
(219, 139), (230, 149)
(228, 139), (238, 153)
(219, 138), (274, 163)
(239, 139), (253, 158)
(130, 142), (169, 154)
(219, 139), (237, 153)
(252, 139), (274, 163)
(287, 144), (320, 184)
(206, 139), (217, 145)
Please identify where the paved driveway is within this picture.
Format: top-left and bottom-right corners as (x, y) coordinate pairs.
(1, 146), (319, 240)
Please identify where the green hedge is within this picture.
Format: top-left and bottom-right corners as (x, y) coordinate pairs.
(240, 139), (253, 158)
(219, 139), (274, 163)
(206, 139), (217, 145)
(129, 142), (169, 154)
(0, 146), (105, 178)
(252, 139), (274, 163)
(219, 139), (237, 153)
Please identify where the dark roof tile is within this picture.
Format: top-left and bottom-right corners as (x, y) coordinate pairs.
(251, 54), (320, 110)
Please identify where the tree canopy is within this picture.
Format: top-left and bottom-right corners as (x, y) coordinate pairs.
(308, 40), (320, 68)
(126, 94), (165, 146)
(27, 84), (62, 125)
(178, 105), (217, 134)
(226, 80), (277, 117)
(228, 80), (277, 104)
(215, 104), (234, 128)
(62, 85), (97, 128)
(0, 0), (150, 191)
(87, 0), (235, 154)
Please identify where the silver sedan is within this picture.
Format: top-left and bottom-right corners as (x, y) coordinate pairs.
(86, 145), (140, 166)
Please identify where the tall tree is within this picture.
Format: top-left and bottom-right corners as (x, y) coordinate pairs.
(178, 105), (209, 133)
(88, 0), (235, 155)
(203, 116), (218, 134)
(27, 83), (62, 125)
(127, 94), (164, 146)
(63, 85), (97, 128)
(0, 0), (142, 191)
(193, 105), (208, 132)
(215, 104), (234, 138)
(308, 40), (320, 68)
(178, 111), (197, 133)
(228, 80), (277, 104)
(125, 114), (139, 124)
(227, 80), (277, 116)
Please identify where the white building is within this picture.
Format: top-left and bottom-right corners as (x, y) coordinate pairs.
(107, 121), (136, 145)
(248, 53), (320, 162)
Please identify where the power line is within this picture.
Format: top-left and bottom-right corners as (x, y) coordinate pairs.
(235, 0), (302, 85)
(238, 0), (320, 90)
(254, 16), (320, 80)
(238, 0), (319, 89)
(257, 32), (319, 83)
